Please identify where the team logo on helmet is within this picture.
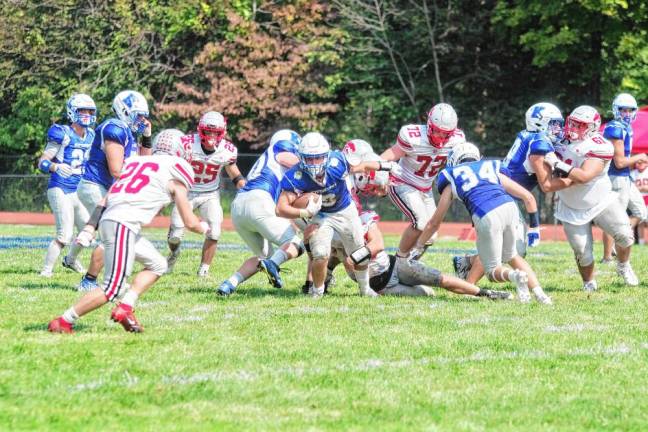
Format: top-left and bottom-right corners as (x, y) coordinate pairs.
(112, 90), (149, 135)
(66, 93), (97, 128)
(153, 129), (192, 162)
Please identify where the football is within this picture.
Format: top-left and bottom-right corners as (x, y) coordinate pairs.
(293, 192), (319, 209)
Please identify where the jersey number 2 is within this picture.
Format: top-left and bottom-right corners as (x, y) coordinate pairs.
(414, 155), (446, 177)
(111, 161), (159, 194)
(191, 161), (220, 184)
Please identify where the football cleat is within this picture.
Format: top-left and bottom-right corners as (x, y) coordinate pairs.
(48, 317), (74, 334)
(599, 257), (615, 265)
(110, 303), (143, 333)
(617, 263), (639, 287)
(509, 270), (531, 303)
(166, 248), (181, 274)
(258, 259), (283, 289)
(301, 280), (313, 295)
(309, 285), (325, 298)
(197, 267), (209, 278)
(217, 280), (236, 296)
(583, 280), (598, 292)
(452, 255), (472, 280)
(77, 276), (98, 292)
(324, 272), (336, 294)
(62, 255), (85, 273)
(532, 286), (552, 305)
(40, 268), (53, 278)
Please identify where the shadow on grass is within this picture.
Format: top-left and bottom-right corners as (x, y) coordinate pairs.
(23, 322), (90, 332)
(0, 266), (38, 275)
(10, 281), (75, 291)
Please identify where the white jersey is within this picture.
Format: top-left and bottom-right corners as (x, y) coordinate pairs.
(102, 155), (194, 233)
(633, 168), (648, 206)
(554, 133), (615, 224)
(393, 124), (465, 191)
(183, 133), (237, 194)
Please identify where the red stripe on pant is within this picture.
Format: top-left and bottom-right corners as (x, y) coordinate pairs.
(105, 224), (127, 301)
(388, 185), (418, 228)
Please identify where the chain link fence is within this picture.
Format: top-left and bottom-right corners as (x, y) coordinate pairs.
(0, 154), (556, 222)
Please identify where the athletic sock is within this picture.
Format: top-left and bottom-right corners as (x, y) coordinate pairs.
(66, 241), (83, 261)
(43, 240), (63, 271)
(270, 249), (289, 266)
(227, 272), (245, 288)
(121, 291), (139, 308)
(62, 307), (79, 324)
(354, 268), (372, 295)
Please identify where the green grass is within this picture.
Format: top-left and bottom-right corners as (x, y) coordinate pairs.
(1, 224), (648, 431)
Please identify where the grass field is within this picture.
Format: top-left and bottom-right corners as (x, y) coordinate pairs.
(1, 224), (648, 431)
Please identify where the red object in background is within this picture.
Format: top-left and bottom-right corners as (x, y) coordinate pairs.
(601, 106), (648, 154)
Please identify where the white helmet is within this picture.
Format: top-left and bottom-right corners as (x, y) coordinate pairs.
(525, 102), (564, 143)
(447, 142), (481, 167)
(298, 132), (330, 183)
(342, 139), (374, 165)
(152, 129), (192, 162)
(353, 153), (389, 195)
(566, 105), (601, 142)
(66, 93), (97, 127)
(197, 111), (227, 150)
(270, 129), (301, 152)
(427, 103), (458, 148)
(112, 90), (150, 135)
(612, 93), (638, 125)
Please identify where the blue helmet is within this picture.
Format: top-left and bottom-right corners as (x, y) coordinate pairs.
(112, 90), (150, 135)
(525, 102), (564, 143)
(270, 129), (301, 153)
(612, 93), (638, 125)
(66, 93), (97, 127)
(298, 132), (330, 184)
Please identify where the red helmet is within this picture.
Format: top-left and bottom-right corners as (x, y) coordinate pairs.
(426, 103), (458, 148)
(565, 105), (601, 142)
(197, 111), (227, 150)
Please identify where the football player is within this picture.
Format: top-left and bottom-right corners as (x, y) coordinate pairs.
(413, 142), (552, 304)
(380, 103), (465, 258)
(166, 112), (245, 277)
(38, 94), (96, 277)
(274, 132), (398, 298)
(48, 129), (209, 333)
(217, 130), (303, 296)
(66, 90), (153, 292)
(453, 102), (569, 283)
(545, 105), (638, 290)
(601, 93), (647, 263)
(317, 209), (511, 300)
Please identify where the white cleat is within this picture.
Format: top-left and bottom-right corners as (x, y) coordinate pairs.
(617, 263), (639, 287)
(62, 256), (85, 273)
(583, 280), (598, 292)
(532, 286), (552, 305)
(40, 269), (53, 278)
(197, 267), (209, 278)
(309, 285), (325, 299)
(166, 249), (181, 274)
(510, 270), (531, 303)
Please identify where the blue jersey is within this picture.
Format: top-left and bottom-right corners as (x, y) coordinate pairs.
(604, 120), (633, 177)
(437, 159), (513, 218)
(241, 139), (298, 203)
(83, 118), (138, 189)
(502, 130), (554, 191)
(280, 151), (352, 213)
(46, 124), (94, 193)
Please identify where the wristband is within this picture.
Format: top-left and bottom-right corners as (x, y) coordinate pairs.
(232, 175), (245, 185)
(528, 211), (540, 228)
(39, 159), (52, 174)
(554, 161), (573, 177)
(378, 161), (392, 171)
(299, 209), (310, 219)
(141, 135), (152, 149)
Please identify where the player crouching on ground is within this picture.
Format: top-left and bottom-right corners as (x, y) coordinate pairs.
(48, 129), (210, 333)
(413, 142), (552, 304)
(315, 209), (511, 299)
(544, 105), (638, 291)
(275, 132), (400, 298)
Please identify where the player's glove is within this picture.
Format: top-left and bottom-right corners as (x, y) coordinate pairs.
(379, 161), (402, 177)
(300, 195), (322, 219)
(55, 163), (75, 178)
(527, 226), (540, 248)
(75, 228), (95, 248)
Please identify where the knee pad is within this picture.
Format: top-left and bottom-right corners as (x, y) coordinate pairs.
(310, 243), (330, 261)
(206, 225), (221, 241)
(414, 218), (428, 232)
(612, 229), (634, 249)
(574, 249), (594, 267)
(147, 255), (168, 276)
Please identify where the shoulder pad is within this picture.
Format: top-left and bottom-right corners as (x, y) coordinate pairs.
(396, 124), (424, 150)
(446, 129), (466, 147)
(102, 121), (130, 145)
(170, 158), (195, 189)
(603, 121), (624, 140)
(529, 134), (554, 155)
(436, 169), (450, 194)
(46, 124), (68, 145)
